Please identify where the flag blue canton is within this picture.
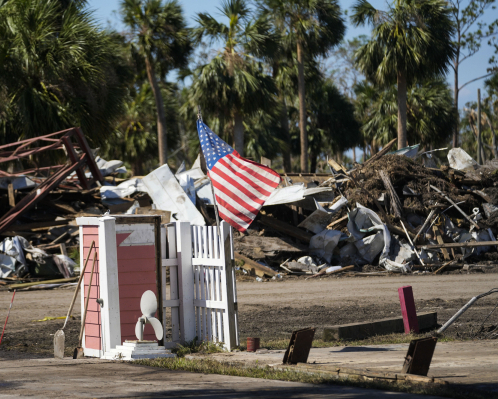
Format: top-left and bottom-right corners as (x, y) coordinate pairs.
(197, 120), (234, 170)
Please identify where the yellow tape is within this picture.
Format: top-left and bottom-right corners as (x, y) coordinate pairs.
(32, 316), (73, 322)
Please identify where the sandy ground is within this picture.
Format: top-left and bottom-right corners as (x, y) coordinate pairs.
(1, 273), (498, 358)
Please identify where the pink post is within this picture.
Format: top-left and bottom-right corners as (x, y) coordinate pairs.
(398, 286), (419, 334)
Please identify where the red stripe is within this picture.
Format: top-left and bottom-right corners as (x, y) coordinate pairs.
(211, 178), (260, 216)
(215, 194), (254, 225)
(210, 167), (266, 206)
(218, 209), (246, 232)
(227, 154), (280, 188)
(217, 158), (272, 197)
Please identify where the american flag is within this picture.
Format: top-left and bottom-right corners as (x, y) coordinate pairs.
(197, 120), (281, 232)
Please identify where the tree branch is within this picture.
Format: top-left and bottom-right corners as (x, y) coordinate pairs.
(459, 72), (495, 91)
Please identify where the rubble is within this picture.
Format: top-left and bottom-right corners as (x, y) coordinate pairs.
(2, 130), (498, 286)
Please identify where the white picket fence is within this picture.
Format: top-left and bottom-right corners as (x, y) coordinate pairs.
(161, 221), (239, 351)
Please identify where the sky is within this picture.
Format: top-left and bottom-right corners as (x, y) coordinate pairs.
(88, 0), (497, 108)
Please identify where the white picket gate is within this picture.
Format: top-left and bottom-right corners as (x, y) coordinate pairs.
(161, 221), (239, 351)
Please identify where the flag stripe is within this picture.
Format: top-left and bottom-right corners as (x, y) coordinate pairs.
(217, 208), (248, 231)
(219, 156), (275, 194)
(228, 154), (280, 186)
(211, 180), (258, 220)
(215, 195), (254, 226)
(210, 166), (266, 208)
(197, 120), (281, 232)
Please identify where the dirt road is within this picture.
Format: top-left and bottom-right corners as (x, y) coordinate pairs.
(1, 273), (497, 357)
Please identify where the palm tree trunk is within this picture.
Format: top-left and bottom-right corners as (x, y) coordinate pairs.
(297, 40), (308, 172)
(234, 110), (244, 157)
(484, 112), (498, 159)
(453, 59), (459, 148)
(397, 69), (408, 149)
(310, 151), (318, 173)
(145, 55), (168, 165)
(352, 147), (356, 163)
(280, 99), (292, 172)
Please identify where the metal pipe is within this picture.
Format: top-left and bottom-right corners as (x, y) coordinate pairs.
(438, 288), (498, 334)
(437, 296), (478, 334)
(478, 89), (482, 165)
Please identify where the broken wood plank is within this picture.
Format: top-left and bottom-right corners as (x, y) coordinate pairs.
(433, 226), (451, 261)
(379, 170), (403, 218)
(234, 236), (307, 259)
(258, 214), (313, 244)
(59, 243), (68, 257)
(433, 260), (456, 275)
(50, 231), (70, 245)
(134, 208), (171, 224)
(327, 214), (348, 229)
(8, 183), (15, 207)
(328, 158), (347, 173)
(3, 219), (69, 232)
(429, 185), (479, 229)
(362, 138), (397, 167)
(49, 202), (78, 214)
(9, 277), (78, 290)
(234, 252), (277, 277)
(327, 265), (354, 275)
(413, 208), (436, 244)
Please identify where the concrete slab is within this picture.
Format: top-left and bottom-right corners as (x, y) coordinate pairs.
(0, 357), (444, 398)
(203, 340), (498, 394)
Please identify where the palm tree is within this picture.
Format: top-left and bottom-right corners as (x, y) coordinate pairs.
(351, 0), (456, 149)
(191, 0), (277, 157)
(0, 0), (131, 145)
(307, 77), (362, 172)
(260, 0), (345, 172)
(355, 78), (455, 150)
(120, 0), (192, 165)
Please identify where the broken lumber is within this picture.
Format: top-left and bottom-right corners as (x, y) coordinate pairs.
(234, 252), (277, 278)
(2, 219), (69, 232)
(327, 265), (354, 275)
(327, 214), (348, 229)
(379, 170), (403, 218)
(433, 260), (456, 275)
(429, 185), (479, 229)
(50, 231), (70, 245)
(9, 277), (78, 290)
(8, 183), (15, 207)
(328, 158), (347, 174)
(362, 138), (397, 167)
(433, 226), (450, 261)
(258, 214), (313, 244)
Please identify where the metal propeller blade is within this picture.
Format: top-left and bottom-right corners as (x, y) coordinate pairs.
(148, 317), (163, 341)
(140, 290), (157, 318)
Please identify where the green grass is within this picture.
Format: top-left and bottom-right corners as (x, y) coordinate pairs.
(171, 337), (225, 358)
(135, 357), (490, 399)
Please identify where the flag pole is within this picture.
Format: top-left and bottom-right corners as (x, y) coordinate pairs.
(197, 105), (222, 238)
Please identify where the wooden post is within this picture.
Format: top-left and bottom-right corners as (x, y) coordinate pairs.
(7, 182), (15, 207)
(154, 216), (163, 346)
(478, 89), (482, 165)
(98, 216), (121, 356)
(221, 222), (237, 350)
(398, 286), (419, 334)
(176, 222), (196, 343)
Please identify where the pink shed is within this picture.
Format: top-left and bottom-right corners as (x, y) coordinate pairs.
(77, 215), (162, 358)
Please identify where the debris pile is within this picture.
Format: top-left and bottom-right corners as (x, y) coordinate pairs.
(234, 146), (498, 279)
(2, 127), (498, 285)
